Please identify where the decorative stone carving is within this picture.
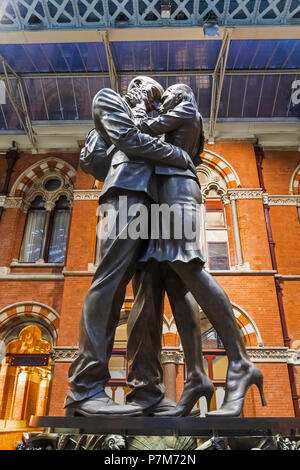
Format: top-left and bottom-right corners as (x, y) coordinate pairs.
(262, 194), (300, 206)
(268, 195), (300, 206)
(51, 346), (300, 365)
(73, 190), (102, 201)
(161, 349), (184, 365)
(3, 197), (25, 210)
(247, 347), (289, 363)
(262, 193), (269, 205)
(228, 189), (263, 200)
(52, 347), (79, 362)
(287, 350), (300, 365)
(0, 266), (10, 275)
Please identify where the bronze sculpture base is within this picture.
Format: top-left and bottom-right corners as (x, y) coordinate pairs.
(14, 416), (300, 451)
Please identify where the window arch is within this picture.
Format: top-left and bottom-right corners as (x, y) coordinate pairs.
(18, 172), (73, 264)
(197, 165), (230, 270)
(0, 325), (52, 422)
(289, 164), (300, 195)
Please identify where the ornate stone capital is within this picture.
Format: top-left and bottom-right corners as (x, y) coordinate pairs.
(287, 350), (300, 365)
(221, 194), (230, 205)
(3, 197), (25, 210)
(161, 349), (184, 365)
(262, 193), (269, 205)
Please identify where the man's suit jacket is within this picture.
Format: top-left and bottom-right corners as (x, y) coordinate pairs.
(92, 88), (193, 202)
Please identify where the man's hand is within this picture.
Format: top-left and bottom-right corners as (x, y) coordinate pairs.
(187, 158), (198, 178)
(124, 89), (147, 110)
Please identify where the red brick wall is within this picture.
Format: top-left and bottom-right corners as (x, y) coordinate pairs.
(261, 150), (299, 195)
(244, 363), (294, 417)
(0, 143), (298, 419)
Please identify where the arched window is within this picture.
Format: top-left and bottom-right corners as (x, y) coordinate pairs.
(47, 195), (71, 263)
(0, 325), (52, 422)
(205, 189), (230, 270)
(19, 195), (47, 263)
(19, 176), (72, 264)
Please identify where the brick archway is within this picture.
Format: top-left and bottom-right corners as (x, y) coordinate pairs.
(201, 150), (241, 189)
(290, 164), (300, 195)
(0, 302), (60, 343)
(162, 305), (262, 348)
(9, 157), (77, 199)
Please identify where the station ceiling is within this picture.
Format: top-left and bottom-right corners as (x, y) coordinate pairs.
(0, 1), (299, 149)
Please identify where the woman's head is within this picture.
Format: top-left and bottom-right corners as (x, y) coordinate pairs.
(160, 84), (198, 113)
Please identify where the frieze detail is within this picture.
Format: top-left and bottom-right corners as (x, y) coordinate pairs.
(228, 189), (263, 201)
(52, 347), (300, 364)
(73, 190), (101, 201)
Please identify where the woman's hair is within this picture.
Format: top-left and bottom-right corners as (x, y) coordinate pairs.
(127, 76), (164, 102)
(167, 84), (198, 109)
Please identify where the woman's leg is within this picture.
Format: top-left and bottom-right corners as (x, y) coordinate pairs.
(169, 261), (248, 363)
(168, 261), (266, 416)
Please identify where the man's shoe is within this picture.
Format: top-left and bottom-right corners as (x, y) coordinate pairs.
(65, 395), (142, 417)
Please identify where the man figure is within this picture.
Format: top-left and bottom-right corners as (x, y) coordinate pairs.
(64, 77), (196, 416)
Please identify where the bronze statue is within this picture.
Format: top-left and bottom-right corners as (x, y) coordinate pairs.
(65, 78), (267, 418)
(64, 77), (196, 416)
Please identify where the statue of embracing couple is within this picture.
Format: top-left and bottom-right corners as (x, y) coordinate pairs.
(64, 76), (267, 419)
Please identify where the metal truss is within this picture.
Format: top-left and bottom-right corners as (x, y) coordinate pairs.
(0, 0), (299, 31)
(1, 68), (299, 81)
(208, 28), (232, 143)
(101, 30), (119, 93)
(0, 56), (36, 147)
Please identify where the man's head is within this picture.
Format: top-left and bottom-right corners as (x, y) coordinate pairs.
(160, 84), (197, 114)
(127, 76), (164, 112)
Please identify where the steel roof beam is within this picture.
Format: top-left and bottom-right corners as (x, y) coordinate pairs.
(101, 31), (119, 93)
(208, 29), (232, 144)
(1, 0), (300, 31)
(0, 55), (36, 148)
(1, 69), (299, 81)
(1, 26), (300, 45)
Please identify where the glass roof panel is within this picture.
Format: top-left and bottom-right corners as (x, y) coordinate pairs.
(227, 39), (300, 70)
(0, 42), (108, 73)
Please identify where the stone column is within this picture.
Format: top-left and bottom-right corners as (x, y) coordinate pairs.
(161, 349), (184, 403)
(35, 372), (50, 416)
(163, 362), (177, 402)
(199, 200), (207, 260)
(222, 193), (244, 267)
(11, 367), (29, 420)
(0, 358), (9, 419)
(230, 196), (243, 266)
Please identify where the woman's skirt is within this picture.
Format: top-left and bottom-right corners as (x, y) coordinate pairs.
(139, 175), (206, 265)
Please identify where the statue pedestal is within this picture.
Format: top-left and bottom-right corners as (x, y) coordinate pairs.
(13, 416), (300, 450)
(29, 415), (300, 438)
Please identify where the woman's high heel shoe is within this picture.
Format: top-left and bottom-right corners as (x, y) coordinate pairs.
(206, 362), (267, 418)
(154, 374), (214, 417)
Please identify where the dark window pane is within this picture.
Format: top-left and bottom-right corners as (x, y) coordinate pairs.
(44, 178), (61, 192)
(48, 208), (70, 263)
(20, 201), (46, 262)
(208, 242), (229, 270)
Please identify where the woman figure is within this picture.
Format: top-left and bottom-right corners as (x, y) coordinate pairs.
(127, 84), (266, 417)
